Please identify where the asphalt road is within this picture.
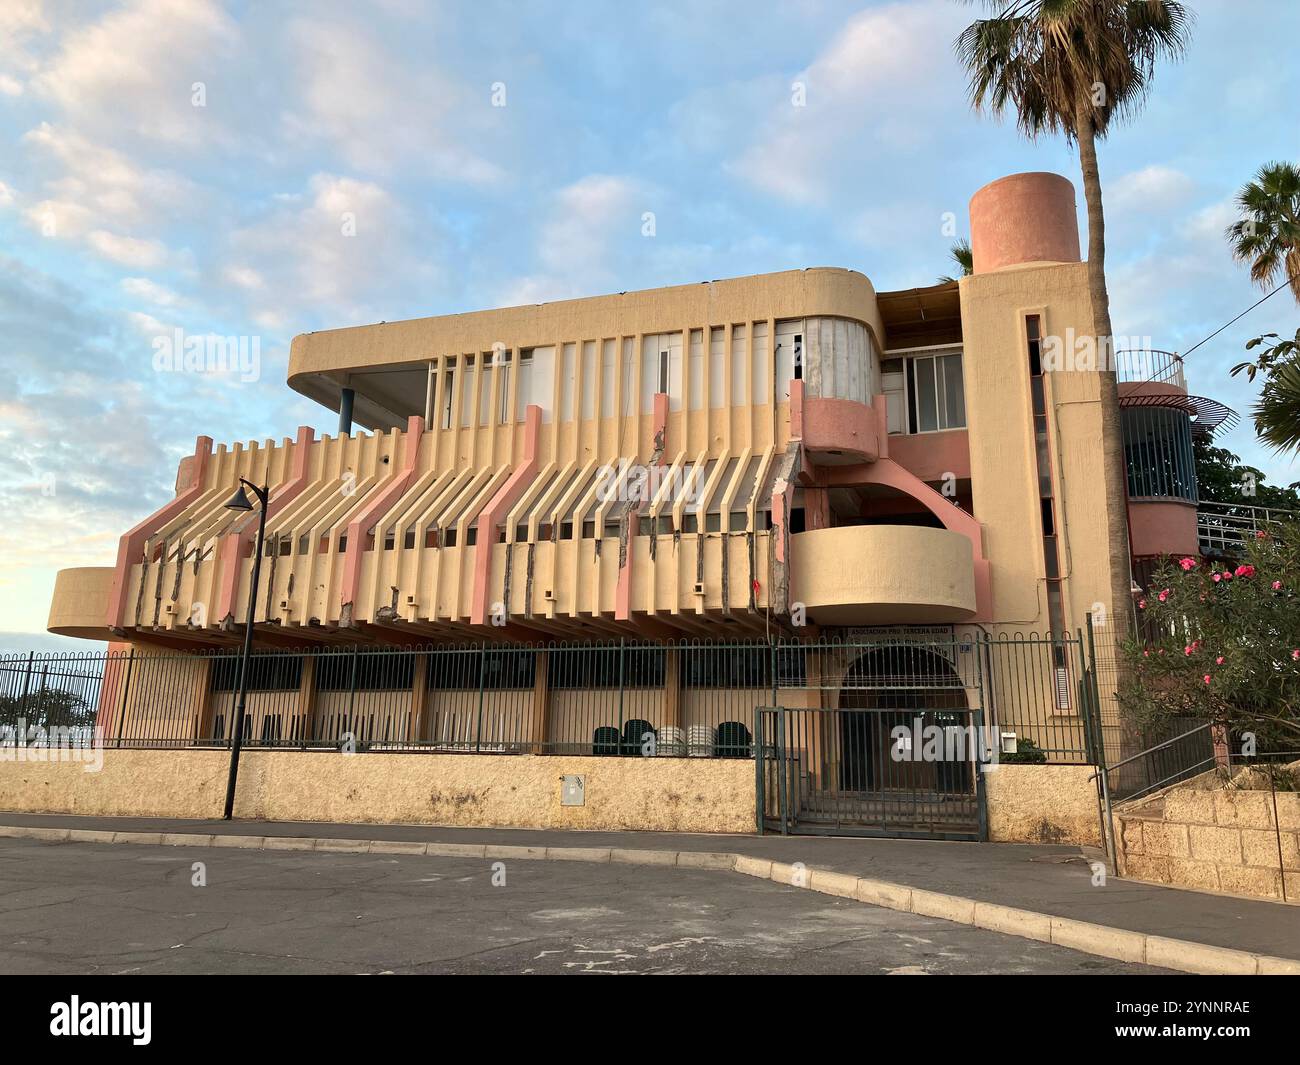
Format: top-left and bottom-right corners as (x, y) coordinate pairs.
(0, 838), (1168, 975)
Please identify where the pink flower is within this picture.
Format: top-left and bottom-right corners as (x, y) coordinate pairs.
(1273, 581), (1283, 591)
(1143, 649), (1150, 657)
(1256, 529), (1269, 539)
(1235, 564), (1255, 578)
(1203, 675), (1212, 684)
(1179, 557), (1196, 571)
(1222, 571), (1233, 581)
(1138, 598), (1147, 609)
(1212, 573), (1222, 583)
(1158, 591), (1168, 602)
(1293, 650), (1300, 662)
(1184, 645), (1193, 656)
(1216, 656), (1225, 666)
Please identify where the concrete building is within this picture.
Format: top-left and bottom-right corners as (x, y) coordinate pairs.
(36, 171), (1237, 840)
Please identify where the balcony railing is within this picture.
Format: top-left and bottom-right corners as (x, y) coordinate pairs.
(1197, 499), (1299, 554)
(1115, 349), (1186, 389)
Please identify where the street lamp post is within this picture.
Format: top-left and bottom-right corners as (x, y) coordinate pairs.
(221, 477), (270, 820)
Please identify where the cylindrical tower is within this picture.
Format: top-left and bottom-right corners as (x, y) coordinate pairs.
(969, 172), (1081, 273)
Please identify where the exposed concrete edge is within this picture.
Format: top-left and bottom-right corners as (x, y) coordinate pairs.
(2, 824), (1294, 976)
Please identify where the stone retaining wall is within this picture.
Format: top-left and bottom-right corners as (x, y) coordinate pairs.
(1118, 781), (1300, 901)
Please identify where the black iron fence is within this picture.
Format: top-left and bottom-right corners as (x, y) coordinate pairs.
(0, 632), (1102, 762)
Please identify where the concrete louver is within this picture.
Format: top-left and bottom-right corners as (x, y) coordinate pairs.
(115, 420), (782, 641)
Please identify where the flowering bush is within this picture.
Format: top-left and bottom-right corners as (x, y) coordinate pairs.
(1121, 528), (1300, 747)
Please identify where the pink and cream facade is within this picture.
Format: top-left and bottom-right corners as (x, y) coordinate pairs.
(49, 172), (1214, 666)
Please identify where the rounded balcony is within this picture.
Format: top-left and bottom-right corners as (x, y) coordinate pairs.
(47, 566), (116, 640)
(789, 525), (977, 625)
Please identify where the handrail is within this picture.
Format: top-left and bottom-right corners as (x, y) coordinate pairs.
(1105, 722), (1213, 774)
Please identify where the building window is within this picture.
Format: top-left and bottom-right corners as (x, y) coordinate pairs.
(549, 646), (665, 689)
(906, 351), (965, 433)
(1026, 316), (1068, 665)
(210, 655), (303, 692)
(682, 645), (770, 688)
(441, 358), (456, 429)
(318, 651), (416, 692)
(1122, 406), (1198, 502)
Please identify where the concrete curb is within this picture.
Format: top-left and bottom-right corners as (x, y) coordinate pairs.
(2, 823), (1295, 976)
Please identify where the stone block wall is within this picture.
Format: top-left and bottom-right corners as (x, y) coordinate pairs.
(1118, 784), (1300, 901)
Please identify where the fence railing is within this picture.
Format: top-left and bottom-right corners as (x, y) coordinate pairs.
(0, 633), (1101, 762)
(1197, 499), (1299, 555)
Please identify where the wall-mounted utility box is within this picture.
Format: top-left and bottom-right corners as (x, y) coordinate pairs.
(560, 774), (585, 807)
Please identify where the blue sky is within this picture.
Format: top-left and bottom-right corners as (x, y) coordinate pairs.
(1, 0), (1298, 648)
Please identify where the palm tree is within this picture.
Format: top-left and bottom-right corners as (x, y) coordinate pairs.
(1226, 161), (1300, 305)
(1234, 330), (1300, 458)
(955, 0), (1193, 636)
(1254, 363), (1300, 456)
(938, 239), (975, 283)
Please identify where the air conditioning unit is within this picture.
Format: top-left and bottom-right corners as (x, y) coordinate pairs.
(1000, 731), (1018, 755)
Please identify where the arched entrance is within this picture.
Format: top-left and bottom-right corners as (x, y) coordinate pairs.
(838, 645), (970, 793)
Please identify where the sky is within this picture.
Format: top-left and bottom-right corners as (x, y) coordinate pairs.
(1, 0), (1298, 650)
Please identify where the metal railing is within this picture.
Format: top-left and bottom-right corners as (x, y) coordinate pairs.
(1104, 721), (1217, 804)
(1197, 499), (1300, 554)
(0, 633), (1101, 762)
(1115, 348), (1186, 389)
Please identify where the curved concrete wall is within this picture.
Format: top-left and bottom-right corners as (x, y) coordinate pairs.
(969, 172), (1081, 274)
(1128, 499), (1199, 558)
(790, 525), (976, 625)
(47, 566), (115, 640)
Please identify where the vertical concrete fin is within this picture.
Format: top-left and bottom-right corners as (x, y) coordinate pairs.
(339, 415), (426, 623)
(470, 405), (541, 626)
(215, 425), (316, 626)
(107, 435), (213, 631)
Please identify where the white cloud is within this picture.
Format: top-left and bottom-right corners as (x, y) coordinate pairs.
(281, 16), (505, 184)
(1182, 198), (1240, 245)
(23, 197), (93, 238)
(31, 0), (238, 146)
(1109, 165), (1195, 213)
(20, 124), (196, 267)
(121, 276), (184, 308)
(23, 124), (198, 226)
(0, 0), (49, 84)
(727, 0), (968, 206)
(223, 265), (264, 291)
(85, 230), (167, 268)
(0, 181), (14, 207)
(497, 174), (645, 306)
(221, 172), (441, 324)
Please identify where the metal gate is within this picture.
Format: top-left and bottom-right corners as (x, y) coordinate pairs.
(756, 635), (988, 840)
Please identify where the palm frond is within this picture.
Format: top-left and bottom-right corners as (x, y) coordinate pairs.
(1253, 361), (1300, 455)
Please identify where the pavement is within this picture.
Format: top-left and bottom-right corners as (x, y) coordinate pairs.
(1, 812), (1296, 972)
(0, 837), (1166, 975)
